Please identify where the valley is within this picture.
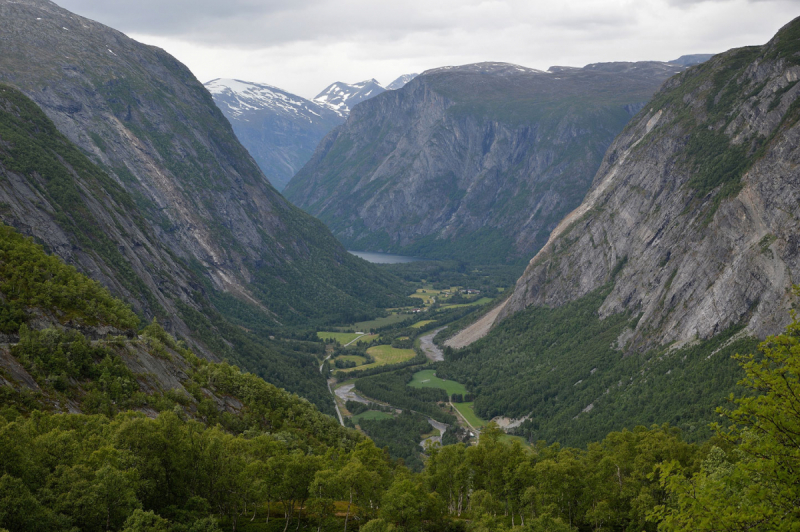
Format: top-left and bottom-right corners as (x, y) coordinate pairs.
(0, 0), (799, 530)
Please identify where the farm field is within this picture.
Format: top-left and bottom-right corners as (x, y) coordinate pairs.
(317, 331), (379, 345)
(349, 313), (411, 331)
(338, 345), (417, 373)
(410, 320), (435, 328)
(409, 369), (468, 396)
(453, 402), (486, 429)
(352, 410), (393, 423)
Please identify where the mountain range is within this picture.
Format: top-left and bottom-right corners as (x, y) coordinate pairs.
(206, 74), (417, 190)
(284, 60), (689, 264)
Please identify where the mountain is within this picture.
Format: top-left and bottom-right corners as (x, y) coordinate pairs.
(204, 78), (344, 191)
(314, 78), (386, 117)
(285, 61), (687, 264)
(0, 0), (411, 411)
(436, 17), (800, 443)
(386, 73), (419, 90)
(670, 54), (716, 66)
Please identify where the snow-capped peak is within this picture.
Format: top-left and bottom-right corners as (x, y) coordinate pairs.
(313, 78), (386, 117)
(386, 73), (418, 90)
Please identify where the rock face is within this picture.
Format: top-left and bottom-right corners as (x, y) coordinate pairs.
(499, 17), (800, 351)
(285, 61), (688, 263)
(0, 0), (410, 408)
(205, 79), (344, 191)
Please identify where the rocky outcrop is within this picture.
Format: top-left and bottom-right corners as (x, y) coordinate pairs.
(497, 17), (800, 351)
(285, 61), (688, 263)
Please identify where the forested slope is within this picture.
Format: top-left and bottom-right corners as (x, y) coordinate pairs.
(437, 17), (800, 444)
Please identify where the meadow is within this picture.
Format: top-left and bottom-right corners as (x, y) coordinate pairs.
(337, 345), (417, 373)
(453, 401), (486, 429)
(408, 369), (468, 395)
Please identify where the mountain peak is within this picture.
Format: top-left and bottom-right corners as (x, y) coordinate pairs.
(313, 78), (386, 116)
(386, 73), (419, 90)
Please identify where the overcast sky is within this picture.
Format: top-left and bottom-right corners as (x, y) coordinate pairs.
(56, 0), (798, 99)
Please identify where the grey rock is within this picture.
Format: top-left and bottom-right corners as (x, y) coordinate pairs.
(500, 18), (800, 351)
(285, 61), (688, 262)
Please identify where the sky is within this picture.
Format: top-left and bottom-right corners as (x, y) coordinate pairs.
(56, 0), (799, 100)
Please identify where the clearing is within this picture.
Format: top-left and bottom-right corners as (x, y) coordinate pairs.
(349, 313), (411, 332)
(409, 369), (467, 396)
(336, 345), (416, 373)
(453, 401), (486, 429)
(411, 320), (435, 329)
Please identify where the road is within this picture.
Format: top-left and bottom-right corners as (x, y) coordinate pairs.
(450, 401), (480, 443)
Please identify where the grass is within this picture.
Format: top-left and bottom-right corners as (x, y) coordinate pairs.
(409, 370), (468, 395)
(352, 410), (394, 423)
(348, 313), (411, 332)
(337, 355), (368, 366)
(317, 331), (364, 344)
(318, 332), (379, 345)
(453, 402), (486, 429)
(500, 434), (531, 447)
(411, 320), (435, 329)
(337, 345), (417, 373)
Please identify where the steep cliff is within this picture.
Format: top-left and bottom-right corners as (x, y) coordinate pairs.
(0, 0), (411, 411)
(285, 61), (686, 263)
(500, 17), (800, 351)
(433, 18), (800, 444)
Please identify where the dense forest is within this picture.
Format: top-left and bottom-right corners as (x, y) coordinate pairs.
(1, 213), (800, 530)
(437, 284), (759, 446)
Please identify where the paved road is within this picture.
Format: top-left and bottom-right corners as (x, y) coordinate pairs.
(419, 328), (445, 362)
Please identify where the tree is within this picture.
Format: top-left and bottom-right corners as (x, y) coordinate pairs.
(655, 309), (800, 530)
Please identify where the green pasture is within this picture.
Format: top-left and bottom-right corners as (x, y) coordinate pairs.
(349, 313), (411, 331)
(411, 320), (435, 329)
(409, 369), (468, 395)
(454, 402), (486, 429)
(337, 344), (417, 373)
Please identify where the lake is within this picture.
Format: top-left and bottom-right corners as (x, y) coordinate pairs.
(348, 250), (422, 264)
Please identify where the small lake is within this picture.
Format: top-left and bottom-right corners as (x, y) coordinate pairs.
(348, 250), (422, 264)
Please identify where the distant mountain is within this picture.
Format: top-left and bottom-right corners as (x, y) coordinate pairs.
(387, 73), (419, 90)
(285, 61), (688, 264)
(670, 54), (716, 66)
(314, 78), (386, 116)
(205, 78), (343, 191)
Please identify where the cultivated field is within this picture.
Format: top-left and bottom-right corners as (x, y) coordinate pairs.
(337, 345), (416, 372)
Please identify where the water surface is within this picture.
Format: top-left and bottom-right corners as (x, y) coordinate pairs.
(349, 250), (421, 264)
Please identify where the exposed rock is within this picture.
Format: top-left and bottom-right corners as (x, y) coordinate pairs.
(285, 61), (688, 263)
(496, 17), (800, 351)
